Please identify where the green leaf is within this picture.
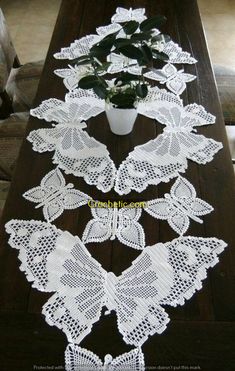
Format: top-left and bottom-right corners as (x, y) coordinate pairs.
(114, 71), (141, 86)
(118, 45), (144, 60)
(71, 58), (92, 66)
(93, 84), (107, 99)
(96, 62), (112, 73)
(78, 75), (102, 89)
(110, 93), (136, 109)
(151, 33), (171, 43)
(113, 38), (132, 48)
(96, 33), (117, 49)
(123, 20), (139, 34)
(130, 31), (153, 43)
(89, 45), (111, 58)
(140, 15), (167, 32)
(140, 44), (153, 63)
(136, 84), (148, 98)
(72, 54), (90, 62)
(152, 50), (169, 61)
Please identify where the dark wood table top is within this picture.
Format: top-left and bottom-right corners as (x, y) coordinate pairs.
(1, 0), (235, 370)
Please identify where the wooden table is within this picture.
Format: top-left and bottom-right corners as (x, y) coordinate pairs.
(1, 0), (235, 370)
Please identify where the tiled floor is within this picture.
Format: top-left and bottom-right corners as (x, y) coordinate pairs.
(198, 0), (235, 69)
(0, 0), (61, 64)
(0, 0), (235, 69)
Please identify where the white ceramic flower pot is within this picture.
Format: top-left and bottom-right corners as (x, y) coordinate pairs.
(105, 104), (138, 135)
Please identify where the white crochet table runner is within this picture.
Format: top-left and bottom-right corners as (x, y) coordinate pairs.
(5, 7), (227, 371)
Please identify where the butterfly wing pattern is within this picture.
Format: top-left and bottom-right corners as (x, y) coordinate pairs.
(23, 168), (91, 222)
(82, 207), (113, 243)
(116, 207), (145, 249)
(111, 7), (147, 23)
(30, 89), (105, 123)
(65, 345), (103, 370)
(83, 206), (145, 250)
(144, 64), (196, 95)
(5, 6), (229, 371)
(65, 345), (145, 371)
(54, 65), (106, 91)
(5, 220), (227, 348)
(28, 90), (116, 193)
(28, 126), (116, 192)
(145, 176), (214, 235)
(116, 101), (222, 194)
(107, 53), (142, 75)
(162, 41), (198, 64)
(53, 34), (101, 60)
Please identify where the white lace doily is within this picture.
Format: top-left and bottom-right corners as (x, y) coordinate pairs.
(29, 86), (222, 195)
(30, 89), (105, 123)
(6, 219), (226, 347)
(96, 23), (122, 37)
(29, 90), (116, 193)
(111, 7), (147, 23)
(107, 53), (142, 75)
(5, 7), (228, 370)
(53, 34), (101, 60)
(23, 168), (91, 222)
(65, 345), (145, 371)
(144, 176), (213, 235)
(54, 64), (105, 92)
(144, 64), (196, 95)
(27, 124), (116, 193)
(115, 102), (222, 194)
(162, 41), (197, 64)
(83, 206), (145, 250)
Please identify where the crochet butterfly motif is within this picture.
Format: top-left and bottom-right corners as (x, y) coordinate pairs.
(111, 7), (147, 23)
(144, 176), (213, 235)
(23, 168), (91, 222)
(144, 63), (196, 95)
(28, 90), (116, 193)
(82, 206), (145, 250)
(115, 102), (222, 194)
(29, 87), (222, 194)
(6, 219), (226, 347)
(6, 7), (228, 371)
(65, 345), (145, 371)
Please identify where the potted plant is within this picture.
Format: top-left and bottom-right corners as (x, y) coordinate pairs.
(74, 15), (170, 135)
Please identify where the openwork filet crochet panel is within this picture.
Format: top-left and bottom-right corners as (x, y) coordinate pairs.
(162, 41), (197, 64)
(115, 100), (222, 195)
(30, 89), (105, 123)
(29, 90), (116, 193)
(27, 125), (116, 193)
(54, 65), (106, 92)
(82, 206), (145, 250)
(23, 168), (91, 222)
(29, 85), (222, 194)
(53, 35), (101, 60)
(111, 7), (147, 23)
(144, 64), (196, 96)
(6, 219), (226, 347)
(144, 176), (214, 236)
(65, 345), (145, 371)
